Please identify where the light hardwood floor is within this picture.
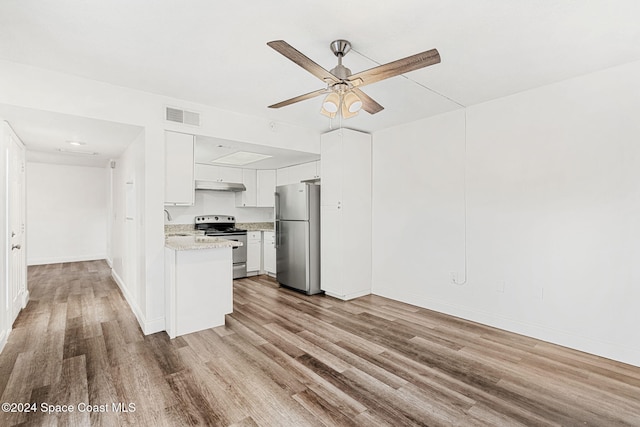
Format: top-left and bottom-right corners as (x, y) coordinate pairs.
(1, 260), (639, 426)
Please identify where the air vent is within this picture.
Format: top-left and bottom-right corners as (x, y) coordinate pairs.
(165, 107), (200, 126)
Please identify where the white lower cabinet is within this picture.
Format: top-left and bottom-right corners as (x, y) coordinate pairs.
(263, 231), (276, 276)
(246, 231), (262, 275)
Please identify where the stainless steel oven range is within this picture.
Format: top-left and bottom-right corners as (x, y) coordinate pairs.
(195, 215), (247, 279)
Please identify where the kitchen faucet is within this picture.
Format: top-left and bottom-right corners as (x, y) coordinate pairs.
(164, 209), (172, 221)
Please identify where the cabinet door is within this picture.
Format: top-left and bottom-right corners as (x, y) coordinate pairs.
(218, 166), (243, 182)
(263, 231), (276, 274)
(194, 164), (243, 182)
(290, 162), (317, 183)
(314, 160), (321, 179)
(195, 164), (220, 181)
(320, 205), (342, 295)
(247, 231), (262, 272)
(236, 169), (257, 207)
(165, 131), (194, 205)
(256, 170), (276, 207)
(276, 167), (291, 186)
(320, 131), (343, 207)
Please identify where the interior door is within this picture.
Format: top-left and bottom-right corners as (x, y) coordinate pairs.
(8, 132), (26, 324)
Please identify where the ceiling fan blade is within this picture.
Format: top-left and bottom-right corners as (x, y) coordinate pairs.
(268, 40), (340, 84)
(348, 48), (440, 87)
(268, 88), (328, 109)
(352, 88), (384, 114)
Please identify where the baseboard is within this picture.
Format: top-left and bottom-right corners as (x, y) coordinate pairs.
(373, 287), (640, 368)
(28, 253), (108, 266)
(110, 269), (165, 336)
(324, 288), (371, 301)
(143, 317), (165, 335)
(110, 269), (145, 333)
(0, 328), (9, 354)
(21, 290), (29, 309)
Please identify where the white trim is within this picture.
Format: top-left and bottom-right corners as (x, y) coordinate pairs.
(111, 268), (144, 331)
(21, 290), (29, 309)
(27, 253), (107, 266)
(324, 289), (371, 301)
(143, 317), (165, 335)
(0, 328), (9, 354)
(373, 288), (640, 368)
(110, 268), (165, 336)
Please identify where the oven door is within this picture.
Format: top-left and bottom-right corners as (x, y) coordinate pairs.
(224, 233), (247, 264)
(224, 232), (247, 279)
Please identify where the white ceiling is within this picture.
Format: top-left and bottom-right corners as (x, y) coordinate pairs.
(195, 135), (319, 170)
(1, 1), (640, 165)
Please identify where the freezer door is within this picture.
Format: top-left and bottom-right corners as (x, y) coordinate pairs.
(276, 183), (309, 221)
(276, 220), (309, 292)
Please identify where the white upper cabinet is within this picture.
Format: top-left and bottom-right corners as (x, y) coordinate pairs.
(236, 169), (257, 207)
(195, 164), (243, 182)
(256, 169), (276, 207)
(165, 131), (194, 206)
(276, 161), (321, 186)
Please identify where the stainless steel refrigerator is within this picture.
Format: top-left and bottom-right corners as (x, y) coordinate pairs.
(275, 183), (321, 295)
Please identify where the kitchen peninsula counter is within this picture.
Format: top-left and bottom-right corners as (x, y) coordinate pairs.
(165, 235), (242, 251)
(165, 234), (240, 338)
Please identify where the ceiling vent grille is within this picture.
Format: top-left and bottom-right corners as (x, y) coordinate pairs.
(165, 107), (200, 126)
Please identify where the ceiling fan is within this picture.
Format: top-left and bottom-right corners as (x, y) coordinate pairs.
(267, 39), (440, 119)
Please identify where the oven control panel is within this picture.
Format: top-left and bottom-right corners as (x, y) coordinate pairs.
(195, 215), (235, 224)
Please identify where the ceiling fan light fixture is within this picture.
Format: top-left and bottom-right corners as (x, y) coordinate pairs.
(341, 100), (359, 119)
(343, 91), (362, 113)
(320, 107), (337, 118)
(322, 92), (340, 113)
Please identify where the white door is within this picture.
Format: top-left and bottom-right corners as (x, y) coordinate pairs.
(8, 132), (26, 324)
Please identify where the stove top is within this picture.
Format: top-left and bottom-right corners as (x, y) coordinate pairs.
(204, 227), (247, 236)
(195, 215), (246, 235)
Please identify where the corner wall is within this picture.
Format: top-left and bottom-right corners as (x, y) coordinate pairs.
(372, 60), (640, 366)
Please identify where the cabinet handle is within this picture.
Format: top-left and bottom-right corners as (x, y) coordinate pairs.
(12, 244), (21, 250)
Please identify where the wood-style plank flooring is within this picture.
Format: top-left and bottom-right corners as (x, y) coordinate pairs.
(1, 260), (639, 426)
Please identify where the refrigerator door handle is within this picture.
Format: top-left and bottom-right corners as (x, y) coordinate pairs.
(275, 221), (280, 249)
(274, 192), (280, 220)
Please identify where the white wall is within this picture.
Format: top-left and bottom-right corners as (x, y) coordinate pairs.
(165, 191), (273, 225)
(110, 130), (149, 329)
(372, 60), (640, 366)
(26, 162), (109, 265)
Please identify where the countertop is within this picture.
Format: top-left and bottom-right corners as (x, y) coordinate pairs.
(165, 235), (242, 251)
(238, 222), (275, 232)
(165, 222), (274, 234)
(164, 222), (273, 249)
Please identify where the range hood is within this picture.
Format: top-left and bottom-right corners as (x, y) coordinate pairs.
(195, 180), (246, 192)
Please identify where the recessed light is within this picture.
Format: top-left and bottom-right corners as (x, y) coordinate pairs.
(66, 140), (87, 146)
(211, 151), (272, 166)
